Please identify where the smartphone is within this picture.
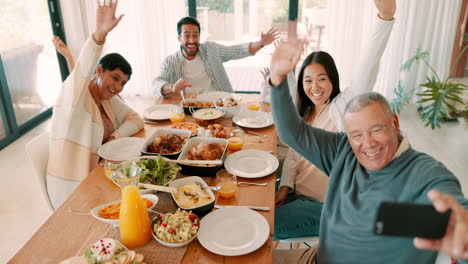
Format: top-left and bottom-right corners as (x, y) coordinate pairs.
(374, 202), (451, 239)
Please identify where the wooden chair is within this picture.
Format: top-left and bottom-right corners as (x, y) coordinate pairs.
(25, 132), (54, 212)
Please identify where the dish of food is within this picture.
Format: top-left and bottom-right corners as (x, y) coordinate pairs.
(170, 122), (199, 136)
(182, 101), (213, 108)
(152, 209), (199, 247)
(117, 156), (180, 186)
(61, 238), (145, 264)
(215, 97), (238, 107)
(147, 134), (187, 154)
(180, 99), (214, 115)
(207, 124), (231, 138)
(192, 108), (224, 126)
(173, 183), (213, 209)
(90, 194), (158, 227)
(177, 137), (228, 176)
(169, 176), (215, 216)
(141, 128), (192, 158)
(187, 142), (224, 161)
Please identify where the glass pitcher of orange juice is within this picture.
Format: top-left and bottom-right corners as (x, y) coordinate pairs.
(112, 166), (152, 248)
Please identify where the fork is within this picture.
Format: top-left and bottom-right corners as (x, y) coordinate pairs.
(245, 130), (266, 138)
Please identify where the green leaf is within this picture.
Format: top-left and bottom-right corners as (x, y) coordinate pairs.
(401, 48), (430, 72)
(390, 81), (411, 114)
(415, 78), (467, 129)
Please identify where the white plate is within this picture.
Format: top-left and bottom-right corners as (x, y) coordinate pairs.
(224, 149), (279, 178)
(90, 194), (159, 227)
(143, 104), (181, 120)
(198, 207), (269, 256)
(232, 111), (273, 128)
(97, 137), (145, 161)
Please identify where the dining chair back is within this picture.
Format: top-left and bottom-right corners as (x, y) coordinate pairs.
(26, 132), (54, 211)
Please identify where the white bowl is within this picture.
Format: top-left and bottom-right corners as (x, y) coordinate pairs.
(90, 194), (159, 227)
(151, 212), (199, 247)
(215, 104), (240, 118)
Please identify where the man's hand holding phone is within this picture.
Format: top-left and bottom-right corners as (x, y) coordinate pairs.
(414, 190), (468, 260)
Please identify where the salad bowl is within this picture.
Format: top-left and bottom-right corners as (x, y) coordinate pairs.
(151, 209), (199, 247)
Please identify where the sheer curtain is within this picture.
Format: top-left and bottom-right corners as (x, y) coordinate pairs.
(324, 0), (462, 101)
(59, 0), (187, 97)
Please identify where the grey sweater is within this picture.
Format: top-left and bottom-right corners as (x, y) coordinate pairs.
(271, 79), (468, 264)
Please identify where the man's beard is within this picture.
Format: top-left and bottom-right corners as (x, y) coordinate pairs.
(181, 44), (198, 57)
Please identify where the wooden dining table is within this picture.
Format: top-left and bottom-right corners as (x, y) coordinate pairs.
(10, 94), (278, 264)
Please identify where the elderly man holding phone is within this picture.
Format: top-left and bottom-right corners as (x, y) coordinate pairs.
(268, 40), (468, 263)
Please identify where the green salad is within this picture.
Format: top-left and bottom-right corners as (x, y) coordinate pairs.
(132, 156), (180, 185)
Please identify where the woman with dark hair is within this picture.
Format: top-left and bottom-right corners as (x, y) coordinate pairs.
(274, 0), (396, 243)
(47, 1), (144, 209)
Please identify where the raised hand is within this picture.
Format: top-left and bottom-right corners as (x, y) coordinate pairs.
(374, 0), (396, 21)
(260, 67), (270, 84)
(260, 28), (280, 46)
(172, 78), (192, 93)
(414, 190), (468, 260)
(94, 0), (124, 43)
(52, 36), (75, 72)
(269, 40), (304, 86)
(52, 36), (72, 59)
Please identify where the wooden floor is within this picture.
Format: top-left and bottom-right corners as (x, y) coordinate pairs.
(0, 99), (466, 262)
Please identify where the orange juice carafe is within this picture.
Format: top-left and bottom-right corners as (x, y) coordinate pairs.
(113, 166), (152, 248)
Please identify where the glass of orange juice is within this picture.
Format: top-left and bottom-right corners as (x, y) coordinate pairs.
(216, 169), (238, 199)
(169, 108), (185, 123)
(227, 137), (244, 151)
(112, 166), (152, 248)
(247, 102), (262, 111)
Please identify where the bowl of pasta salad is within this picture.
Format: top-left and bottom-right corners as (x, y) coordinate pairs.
(152, 208), (200, 247)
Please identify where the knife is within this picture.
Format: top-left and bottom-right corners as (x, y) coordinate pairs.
(214, 205), (270, 211)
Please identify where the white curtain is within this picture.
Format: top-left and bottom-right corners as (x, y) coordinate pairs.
(325, 0), (462, 101)
(59, 0), (187, 97)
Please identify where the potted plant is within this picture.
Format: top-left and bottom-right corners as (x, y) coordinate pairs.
(391, 46), (468, 129)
